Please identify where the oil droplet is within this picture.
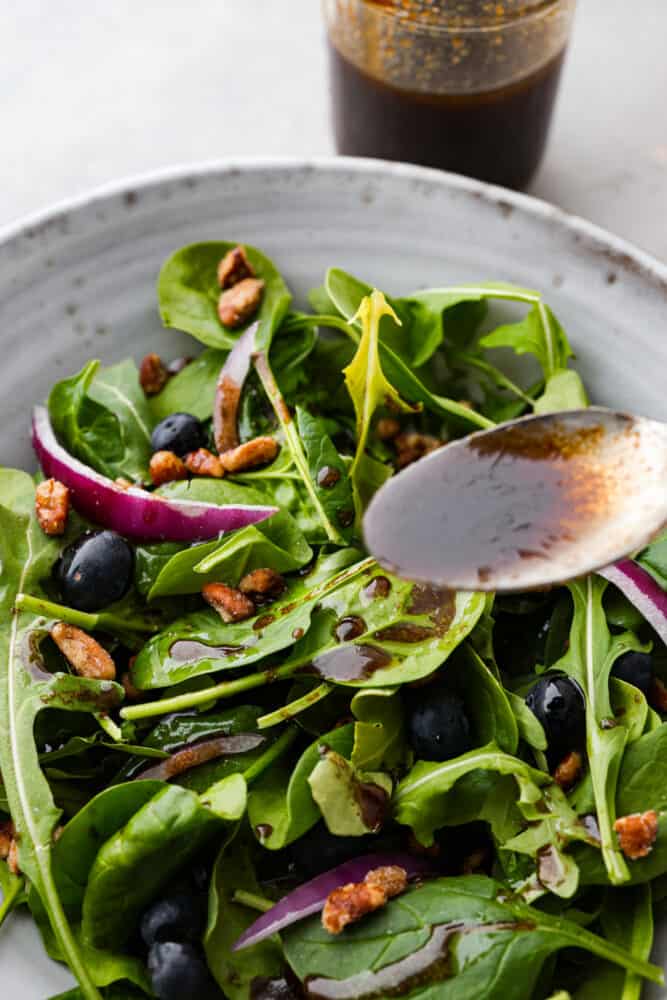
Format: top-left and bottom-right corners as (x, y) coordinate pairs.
(337, 508), (354, 528)
(317, 466), (342, 488)
(363, 575), (392, 599)
(373, 623), (436, 643)
(253, 614), (276, 631)
(255, 823), (273, 843)
(334, 615), (367, 642)
(292, 627), (305, 640)
(311, 644), (391, 681)
(170, 639), (245, 662)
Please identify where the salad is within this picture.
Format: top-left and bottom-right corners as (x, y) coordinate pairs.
(1, 240), (666, 1000)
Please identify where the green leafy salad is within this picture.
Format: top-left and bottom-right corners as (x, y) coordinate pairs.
(1, 241), (667, 1000)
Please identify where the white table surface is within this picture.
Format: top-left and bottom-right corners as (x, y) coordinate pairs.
(2, 0), (667, 261)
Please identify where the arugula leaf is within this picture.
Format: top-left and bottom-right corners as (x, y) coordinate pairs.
(282, 876), (663, 993)
(149, 347), (227, 422)
(534, 370), (589, 414)
(0, 469), (125, 999)
(36, 920), (152, 995)
(81, 777), (246, 948)
(295, 406), (355, 542)
(447, 645), (519, 754)
(158, 241), (291, 350)
(308, 749), (392, 836)
(480, 303), (573, 380)
(247, 725), (354, 849)
(0, 860), (24, 930)
(616, 724), (667, 816)
(637, 530), (667, 590)
(342, 290), (418, 516)
(351, 688), (406, 771)
(49, 360), (153, 483)
(550, 578), (650, 884)
(205, 835), (283, 1000)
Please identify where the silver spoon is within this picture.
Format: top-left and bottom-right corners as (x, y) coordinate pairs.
(363, 408), (667, 592)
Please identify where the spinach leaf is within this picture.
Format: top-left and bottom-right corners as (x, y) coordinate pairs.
(247, 724), (354, 849)
(551, 577), (649, 884)
(282, 876), (662, 994)
(0, 469), (125, 1000)
(308, 749), (392, 836)
(36, 920), (152, 995)
(599, 884), (653, 1000)
(81, 777), (246, 948)
(637, 530), (667, 590)
(295, 406), (355, 542)
(130, 552), (370, 689)
(0, 861), (24, 930)
(534, 370), (589, 414)
(205, 835), (284, 1000)
(49, 360), (153, 483)
(506, 690), (548, 752)
(149, 347), (227, 422)
(158, 242), (291, 350)
(351, 688), (405, 771)
(447, 646), (519, 754)
(616, 724), (667, 815)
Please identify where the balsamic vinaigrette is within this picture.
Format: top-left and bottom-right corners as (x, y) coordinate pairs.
(364, 412), (633, 592)
(329, 44), (565, 189)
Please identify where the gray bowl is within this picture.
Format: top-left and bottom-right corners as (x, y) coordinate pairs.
(0, 158), (665, 996)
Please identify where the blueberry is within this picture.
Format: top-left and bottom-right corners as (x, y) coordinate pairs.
(525, 675), (586, 758)
(55, 530), (133, 612)
(140, 891), (206, 947)
(151, 413), (205, 456)
(611, 651), (652, 695)
(148, 942), (219, 1000)
(406, 688), (471, 762)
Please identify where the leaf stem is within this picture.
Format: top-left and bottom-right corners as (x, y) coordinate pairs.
(231, 889), (274, 913)
(243, 726), (299, 784)
(95, 713), (123, 742)
(14, 594), (159, 634)
(257, 683), (332, 729)
(253, 351), (345, 545)
(0, 874), (23, 930)
(457, 353), (536, 409)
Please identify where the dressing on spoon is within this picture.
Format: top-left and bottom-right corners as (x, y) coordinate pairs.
(363, 409), (667, 593)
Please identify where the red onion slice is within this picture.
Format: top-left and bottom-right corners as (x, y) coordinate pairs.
(599, 559), (667, 646)
(32, 405), (277, 542)
(233, 852), (433, 951)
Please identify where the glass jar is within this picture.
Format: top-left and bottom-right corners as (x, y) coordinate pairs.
(323, 0), (577, 189)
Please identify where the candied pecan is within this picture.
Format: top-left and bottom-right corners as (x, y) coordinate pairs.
(322, 865), (407, 935)
(35, 478), (70, 536)
(217, 245), (256, 289)
(394, 432), (443, 469)
(0, 820), (15, 861)
(149, 450), (187, 486)
(184, 448), (224, 479)
(202, 583), (255, 623)
(114, 477), (134, 490)
(51, 622), (116, 681)
(553, 750), (583, 790)
(139, 352), (169, 395)
(218, 277), (265, 329)
(219, 437), (279, 474)
(7, 838), (20, 875)
(614, 810), (659, 860)
(376, 417), (401, 441)
(239, 568), (286, 603)
(649, 677), (667, 713)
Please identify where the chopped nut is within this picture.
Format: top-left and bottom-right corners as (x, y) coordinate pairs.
(376, 417), (401, 441)
(218, 277), (265, 329)
(202, 583), (255, 623)
(149, 450), (188, 486)
(553, 750), (583, 790)
(0, 820), (15, 861)
(239, 568), (286, 603)
(217, 245), (256, 289)
(114, 477), (134, 490)
(649, 677), (667, 713)
(322, 865), (408, 935)
(51, 622), (116, 681)
(35, 478), (70, 535)
(219, 436), (279, 474)
(394, 432), (443, 469)
(614, 810), (659, 860)
(7, 838), (20, 875)
(139, 352), (169, 395)
(184, 448), (224, 479)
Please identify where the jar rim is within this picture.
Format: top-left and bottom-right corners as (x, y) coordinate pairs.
(357, 0), (572, 33)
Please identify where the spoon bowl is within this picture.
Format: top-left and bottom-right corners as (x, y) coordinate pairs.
(363, 408), (667, 592)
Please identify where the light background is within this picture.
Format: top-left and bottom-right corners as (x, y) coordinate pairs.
(1, 0), (667, 258)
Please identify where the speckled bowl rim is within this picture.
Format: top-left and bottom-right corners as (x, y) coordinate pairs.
(1, 156), (666, 293)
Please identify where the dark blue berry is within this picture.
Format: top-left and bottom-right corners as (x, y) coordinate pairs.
(611, 651), (652, 695)
(406, 688), (471, 762)
(55, 531), (133, 612)
(525, 675), (586, 758)
(151, 413), (205, 456)
(140, 891), (206, 947)
(148, 942), (219, 1000)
